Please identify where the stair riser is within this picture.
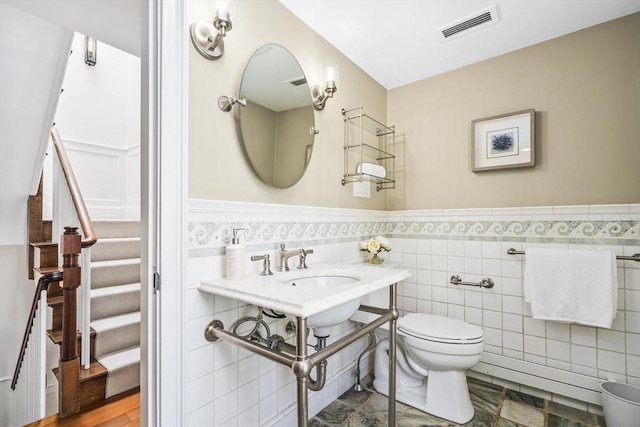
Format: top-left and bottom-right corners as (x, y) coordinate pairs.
(91, 263), (140, 289)
(91, 290), (140, 321)
(94, 323), (140, 358)
(48, 292), (63, 331)
(52, 363), (107, 410)
(92, 239), (141, 262)
(33, 244), (59, 270)
(93, 221), (141, 239)
(79, 376), (106, 407)
(104, 361), (140, 399)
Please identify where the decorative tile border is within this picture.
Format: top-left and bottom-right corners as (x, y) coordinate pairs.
(187, 200), (639, 256)
(188, 221), (392, 247)
(388, 219), (639, 244)
(187, 199), (390, 257)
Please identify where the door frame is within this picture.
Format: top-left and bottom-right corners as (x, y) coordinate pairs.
(142, 0), (188, 424)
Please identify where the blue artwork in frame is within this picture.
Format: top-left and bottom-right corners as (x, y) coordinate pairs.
(472, 109), (535, 171)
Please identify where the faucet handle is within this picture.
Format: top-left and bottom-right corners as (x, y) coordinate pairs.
(297, 249), (314, 269)
(251, 254), (273, 276)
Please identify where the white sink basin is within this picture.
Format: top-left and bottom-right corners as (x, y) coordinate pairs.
(279, 270), (362, 337)
(200, 263), (412, 336)
(282, 274), (359, 288)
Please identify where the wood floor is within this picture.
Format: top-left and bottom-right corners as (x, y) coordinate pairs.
(26, 390), (140, 427)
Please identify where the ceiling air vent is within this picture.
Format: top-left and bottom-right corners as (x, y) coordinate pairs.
(438, 5), (500, 40)
(284, 76), (307, 87)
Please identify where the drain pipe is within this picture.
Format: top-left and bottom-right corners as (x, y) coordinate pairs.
(307, 360), (327, 391)
(354, 330), (377, 392)
(307, 334), (329, 391)
(270, 329), (329, 391)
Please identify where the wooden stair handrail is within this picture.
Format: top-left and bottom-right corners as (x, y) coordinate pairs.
(50, 127), (97, 248)
(11, 270), (63, 390)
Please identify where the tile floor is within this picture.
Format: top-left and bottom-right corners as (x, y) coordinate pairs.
(309, 375), (606, 427)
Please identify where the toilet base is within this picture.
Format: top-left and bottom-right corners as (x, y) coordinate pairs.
(373, 369), (475, 424)
(373, 339), (475, 424)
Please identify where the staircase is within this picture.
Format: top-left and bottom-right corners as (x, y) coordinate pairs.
(34, 220), (141, 413)
(13, 128), (141, 420)
(89, 220), (141, 399)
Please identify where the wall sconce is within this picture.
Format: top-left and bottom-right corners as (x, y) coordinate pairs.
(190, 2), (233, 60)
(312, 59), (339, 111)
(218, 95), (246, 112)
(84, 36), (97, 66)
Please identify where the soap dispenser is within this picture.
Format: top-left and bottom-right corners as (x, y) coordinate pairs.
(226, 228), (246, 280)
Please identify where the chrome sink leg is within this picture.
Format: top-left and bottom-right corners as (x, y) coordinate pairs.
(389, 283), (398, 427)
(295, 316), (309, 427)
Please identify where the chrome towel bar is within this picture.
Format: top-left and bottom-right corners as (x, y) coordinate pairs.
(507, 248), (640, 262)
(450, 274), (494, 289)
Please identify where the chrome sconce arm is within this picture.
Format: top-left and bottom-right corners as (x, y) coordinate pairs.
(311, 81), (337, 111)
(312, 60), (339, 111)
(218, 95), (246, 112)
(190, 7), (233, 60)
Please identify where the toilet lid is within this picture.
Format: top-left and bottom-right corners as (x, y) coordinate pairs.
(398, 313), (483, 343)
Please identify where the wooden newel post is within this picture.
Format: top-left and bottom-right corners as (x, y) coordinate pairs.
(59, 226), (81, 417)
(61, 226), (81, 360)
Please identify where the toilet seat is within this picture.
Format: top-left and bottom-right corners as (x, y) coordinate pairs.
(398, 313), (484, 344)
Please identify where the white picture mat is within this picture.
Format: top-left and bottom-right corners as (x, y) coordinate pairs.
(473, 110), (534, 171)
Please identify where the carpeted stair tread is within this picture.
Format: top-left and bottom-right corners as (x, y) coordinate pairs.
(93, 220), (141, 239)
(91, 258), (141, 289)
(96, 345), (140, 368)
(96, 346), (140, 398)
(91, 283), (140, 320)
(91, 312), (140, 357)
(91, 258), (141, 268)
(91, 311), (141, 331)
(92, 237), (141, 262)
(91, 282), (141, 297)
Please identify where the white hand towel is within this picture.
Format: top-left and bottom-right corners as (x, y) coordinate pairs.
(523, 248), (618, 328)
(356, 163), (386, 179)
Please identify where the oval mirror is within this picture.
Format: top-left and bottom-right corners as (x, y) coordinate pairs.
(239, 44), (315, 188)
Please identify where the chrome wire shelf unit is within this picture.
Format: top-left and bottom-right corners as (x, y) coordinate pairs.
(342, 106), (396, 191)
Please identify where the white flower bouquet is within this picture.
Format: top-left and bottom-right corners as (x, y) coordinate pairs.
(360, 235), (391, 255)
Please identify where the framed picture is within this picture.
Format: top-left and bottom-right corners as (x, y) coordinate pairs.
(471, 109), (535, 171)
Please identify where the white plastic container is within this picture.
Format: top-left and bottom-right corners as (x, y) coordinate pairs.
(600, 381), (640, 427)
(226, 228), (246, 280)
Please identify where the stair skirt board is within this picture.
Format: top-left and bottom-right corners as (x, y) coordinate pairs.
(90, 283), (141, 320)
(91, 258), (141, 289)
(91, 312), (141, 357)
(96, 346), (140, 399)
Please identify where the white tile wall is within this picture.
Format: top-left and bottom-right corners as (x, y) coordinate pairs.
(186, 200), (384, 425)
(390, 205), (640, 391)
(186, 200), (639, 424)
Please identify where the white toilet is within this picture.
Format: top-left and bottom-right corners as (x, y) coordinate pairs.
(351, 290), (484, 424)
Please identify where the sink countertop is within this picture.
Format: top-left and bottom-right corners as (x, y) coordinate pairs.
(199, 263), (411, 318)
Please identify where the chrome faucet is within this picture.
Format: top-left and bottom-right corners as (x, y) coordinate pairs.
(277, 243), (314, 271)
(251, 254), (273, 276)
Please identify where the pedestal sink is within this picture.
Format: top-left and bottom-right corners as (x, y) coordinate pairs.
(279, 269), (362, 337)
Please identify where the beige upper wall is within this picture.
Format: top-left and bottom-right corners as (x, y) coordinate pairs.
(188, 0), (388, 210)
(388, 13), (640, 210)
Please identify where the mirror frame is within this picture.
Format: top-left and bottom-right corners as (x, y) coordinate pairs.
(238, 43), (316, 189)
